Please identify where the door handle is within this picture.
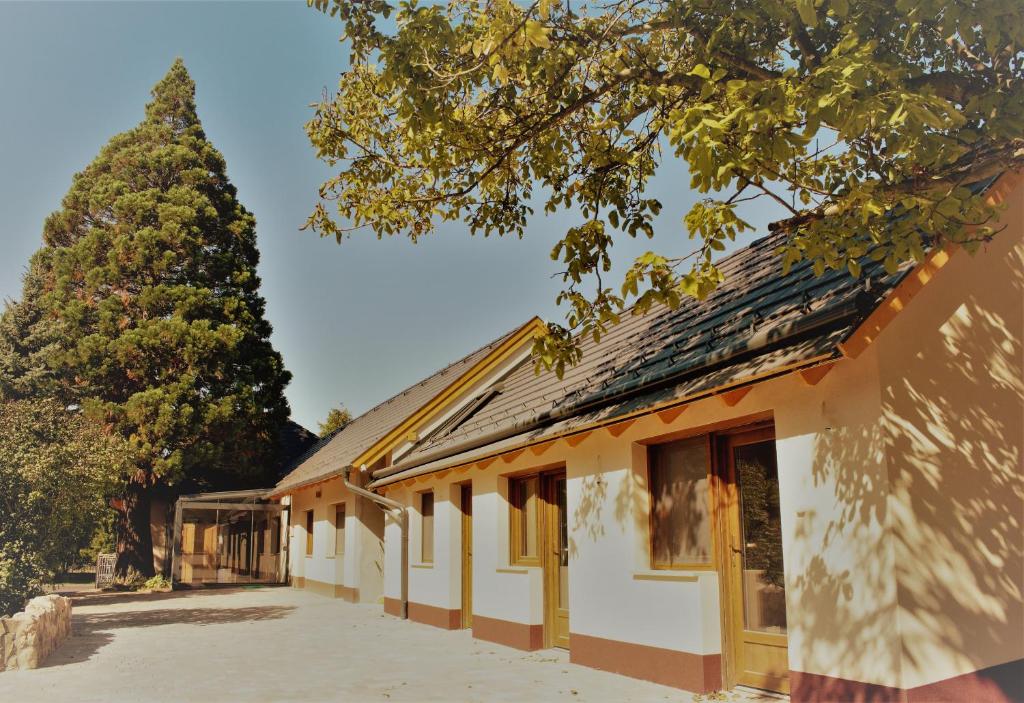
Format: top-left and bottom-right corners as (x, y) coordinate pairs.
(730, 546), (742, 555)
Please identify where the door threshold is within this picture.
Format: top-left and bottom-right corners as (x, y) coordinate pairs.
(733, 685), (789, 701)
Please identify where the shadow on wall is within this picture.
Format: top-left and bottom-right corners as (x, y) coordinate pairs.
(568, 455), (650, 562)
(572, 473), (608, 553)
(800, 238), (1023, 695)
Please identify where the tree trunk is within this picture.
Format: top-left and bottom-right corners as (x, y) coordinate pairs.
(115, 476), (155, 578)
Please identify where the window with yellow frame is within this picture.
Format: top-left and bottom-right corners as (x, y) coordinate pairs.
(304, 509), (314, 557)
(420, 491), (435, 563)
(508, 475), (540, 566)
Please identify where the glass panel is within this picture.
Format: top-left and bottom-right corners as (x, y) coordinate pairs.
(305, 510), (314, 555)
(521, 476), (539, 559)
(735, 440), (787, 634)
(650, 438), (712, 567)
(556, 478), (568, 609)
(421, 492), (434, 562)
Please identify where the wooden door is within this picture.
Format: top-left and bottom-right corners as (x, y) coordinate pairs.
(542, 472), (570, 649)
(718, 428), (790, 694)
(461, 484), (473, 629)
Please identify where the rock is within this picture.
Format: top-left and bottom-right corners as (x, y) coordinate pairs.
(0, 594), (72, 672)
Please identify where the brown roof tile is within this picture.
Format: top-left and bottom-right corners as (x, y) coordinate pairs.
(273, 322), (531, 493)
(371, 228), (912, 486)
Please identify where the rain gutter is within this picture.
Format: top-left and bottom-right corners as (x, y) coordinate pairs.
(374, 298), (865, 483)
(342, 465), (408, 619)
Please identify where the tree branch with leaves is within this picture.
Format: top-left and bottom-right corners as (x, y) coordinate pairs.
(305, 0), (1023, 374)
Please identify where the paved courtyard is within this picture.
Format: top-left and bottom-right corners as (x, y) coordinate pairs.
(0, 587), (779, 703)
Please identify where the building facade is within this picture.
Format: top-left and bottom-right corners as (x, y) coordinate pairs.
(271, 318), (547, 604)
(365, 174), (1023, 701)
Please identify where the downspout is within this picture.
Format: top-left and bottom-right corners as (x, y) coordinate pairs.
(342, 465), (408, 619)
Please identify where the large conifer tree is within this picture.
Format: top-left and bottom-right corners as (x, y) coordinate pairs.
(0, 60), (293, 576)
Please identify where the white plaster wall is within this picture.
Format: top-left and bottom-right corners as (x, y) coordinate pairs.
(873, 181), (1024, 689)
(381, 358), (905, 681)
(470, 470), (543, 626)
(285, 477), (385, 601)
(566, 429), (721, 655)
(407, 482), (462, 610)
(377, 179), (1022, 689)
(383, 487), (405, 602)
(774, 346), (901, 687)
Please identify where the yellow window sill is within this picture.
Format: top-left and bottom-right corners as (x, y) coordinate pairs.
(632, 570), (700, 582)
(411, 563), (434, 569)
(495, 567), (530, 574)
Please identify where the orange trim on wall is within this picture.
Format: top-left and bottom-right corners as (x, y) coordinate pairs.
(839, 170), (1023, 361)
(570, 632), (722, 693)
(606, 419), (636, 438)
(371, 353), (834, 490)
(790, 657), (1023, 703)
(838, 246), (954, 360)
(719, 386), (751, 407)
(799, 362), (836, 386)
(472, 614), (544, 651)
(657, 406), (688, 424)
(408, 601), (462, 630)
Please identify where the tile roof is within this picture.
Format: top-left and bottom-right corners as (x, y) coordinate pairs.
(273, 323), (529, 494)
(371, 227), (914, 486)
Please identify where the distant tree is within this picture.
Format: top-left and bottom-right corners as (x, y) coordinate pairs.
(318, 405), (353, 436)
(0, 399), (129, 615)
(306, 0), (1024, 374)
(0, 60), (294, 577)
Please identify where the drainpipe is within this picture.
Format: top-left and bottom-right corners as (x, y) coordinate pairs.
(342, 465), (408, 619)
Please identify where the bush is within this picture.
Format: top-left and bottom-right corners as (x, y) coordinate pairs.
(0, 539), (43, 616)
(0, 399), (130, 615)
(141, 574), (173, 592)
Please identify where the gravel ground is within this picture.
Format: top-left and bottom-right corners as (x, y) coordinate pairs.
(0, 586), (781, 703)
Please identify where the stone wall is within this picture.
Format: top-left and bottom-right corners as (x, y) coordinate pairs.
(0, 595), (72, 671)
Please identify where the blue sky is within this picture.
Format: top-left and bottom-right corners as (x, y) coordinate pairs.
(0, 1), (788, 432)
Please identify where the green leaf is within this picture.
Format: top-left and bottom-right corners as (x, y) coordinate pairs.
(796, 0), (818, 27)
(492, 62), (509, 84)
(688, 64), (712, 80)
(525, 20), (551, 48)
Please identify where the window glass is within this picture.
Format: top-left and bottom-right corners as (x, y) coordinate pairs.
(649, 437), (712, 568)
(305, 509), (314, 556)
(510, 475), (539, 564)
(736, 440), (787, 634)
(421, 492), (434, 563)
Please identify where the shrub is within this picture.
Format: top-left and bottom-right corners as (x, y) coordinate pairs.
(141, 574), (173, 592)
(0, 399), (129, 614)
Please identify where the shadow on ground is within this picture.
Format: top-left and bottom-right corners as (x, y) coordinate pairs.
(43, 602), (294, 669)
(70, 586), (280, 608)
